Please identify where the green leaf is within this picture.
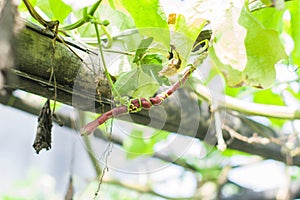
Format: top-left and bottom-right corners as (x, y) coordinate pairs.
(225, 86), (248, 97)
(123, 130), (154, 159)
(287, 87), (300, 100)
(222, 148), (250, 157)
(140, 53), (162, 65)
(119, 0), (170, 48)
(210, 5), (287, 88)
(114, 68), (159, 98)
(34, 0), (71, 22)
(123, 129), (170, 159)
(49, 0), (72, 22)
(149, 130), (170, 146)
(253, 89), (284, 106)
(253, 89), (286, 127)
(288, 0), (300, 68)
(133, 37), (154, 63)
(252, 7), (284, 32)
(261, 0), (273, 6)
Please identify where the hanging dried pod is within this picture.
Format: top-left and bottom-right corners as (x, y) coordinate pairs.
(33, 99), (53, 154)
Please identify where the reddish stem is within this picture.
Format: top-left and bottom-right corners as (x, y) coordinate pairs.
(81, 67), (195, 135)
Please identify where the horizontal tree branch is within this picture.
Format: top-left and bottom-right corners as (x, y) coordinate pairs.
(3, 20), (300, 166)
(194, 85), (300, 120)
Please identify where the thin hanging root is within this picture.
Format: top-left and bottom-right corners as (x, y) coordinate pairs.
(81, 65), (196, 135)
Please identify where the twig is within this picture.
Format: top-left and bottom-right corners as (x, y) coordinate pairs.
(223, 124), (271, 145)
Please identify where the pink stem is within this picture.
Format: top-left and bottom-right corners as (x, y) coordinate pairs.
(81, 67), (195, 135)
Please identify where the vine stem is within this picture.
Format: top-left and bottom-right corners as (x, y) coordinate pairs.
(81, 65), (196, 135)
(94, 23), (120, 98)
(60, 0), (102, 31)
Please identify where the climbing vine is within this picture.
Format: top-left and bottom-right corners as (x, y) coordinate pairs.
(15, 0), (300, 199)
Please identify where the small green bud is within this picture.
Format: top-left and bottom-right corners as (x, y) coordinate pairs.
(102, 19), (110, 26)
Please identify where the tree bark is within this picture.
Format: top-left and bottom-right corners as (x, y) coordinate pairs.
(2, 21), (299, 166)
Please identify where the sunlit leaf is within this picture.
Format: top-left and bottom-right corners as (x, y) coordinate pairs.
(49, 0), (72, 22)
(119, 0), (170, 48)
(253, 89), (284, 105)
(252, 7), (284, 32)
(210, 1), (247, 71)
(253, 89), (286, 127)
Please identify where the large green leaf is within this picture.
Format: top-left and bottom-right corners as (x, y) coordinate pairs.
(119, 0), (170, 48)
(35, 0), (72, 22)
(210, 5), (287, 88)
(113, 68), (159, 98)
